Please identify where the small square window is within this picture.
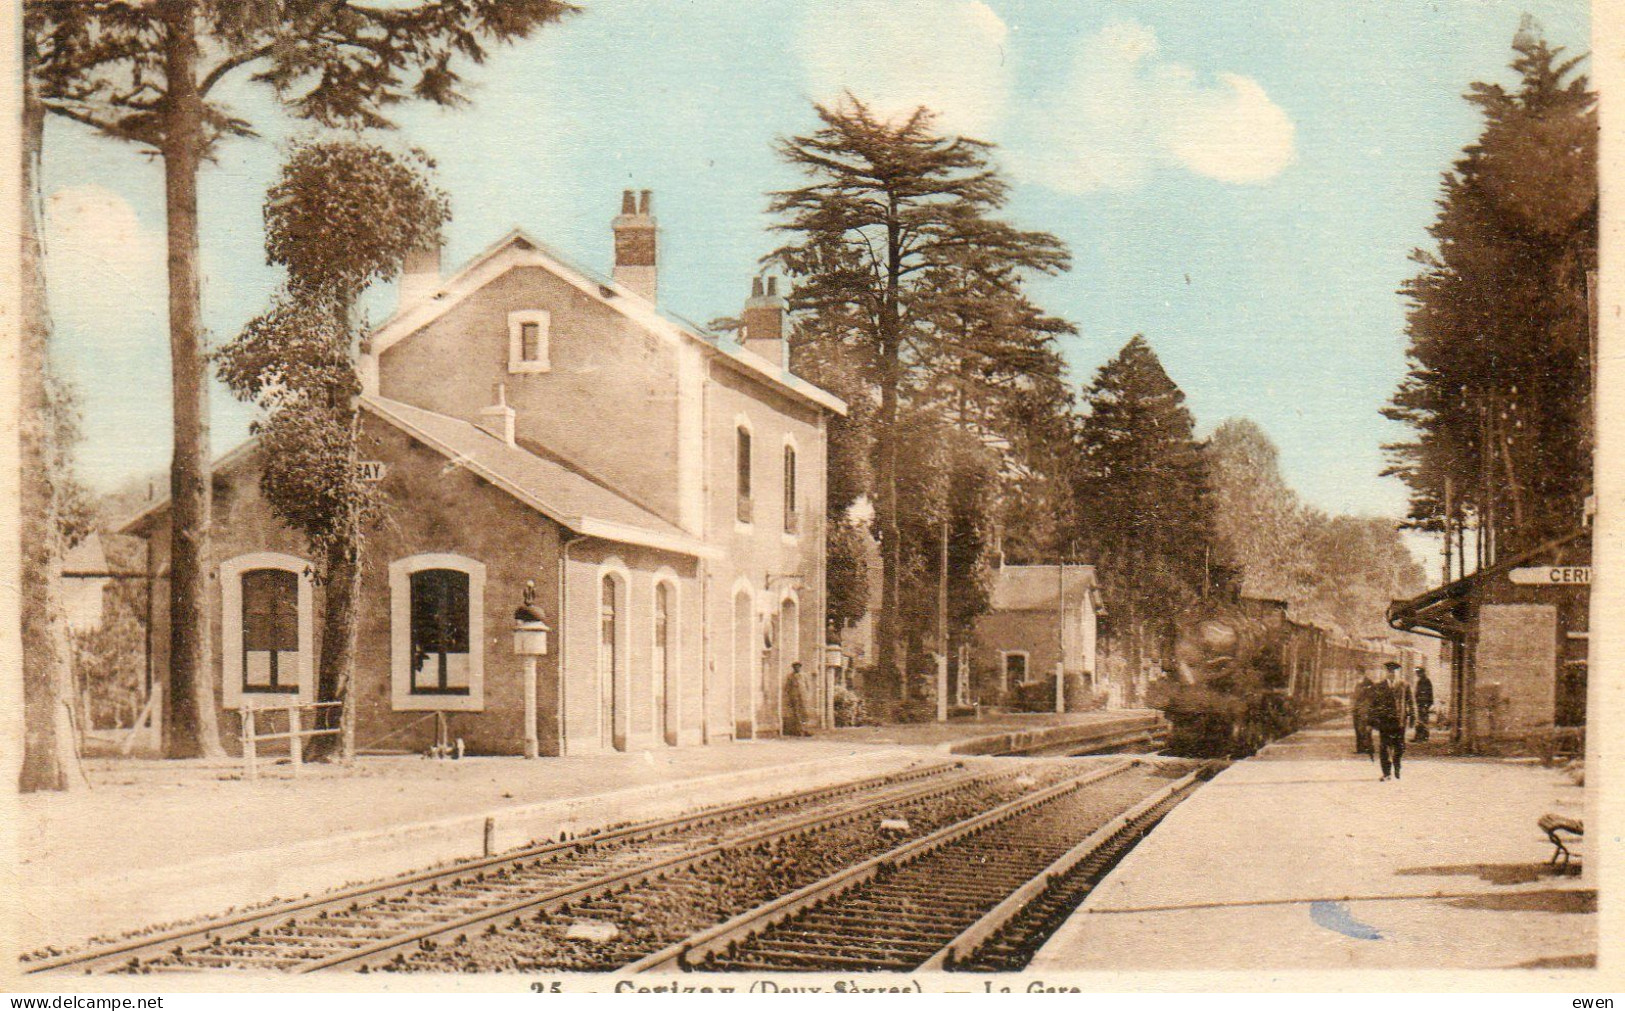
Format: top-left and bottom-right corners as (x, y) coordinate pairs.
(508, 311), (551, 374)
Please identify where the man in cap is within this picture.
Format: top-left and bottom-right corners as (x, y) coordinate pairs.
(1370, 660), (1416, 781)
(1413, 666), (1434, 742)
(1352, 669), (1377, 755)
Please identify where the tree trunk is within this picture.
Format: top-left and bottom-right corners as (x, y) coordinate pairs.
(18, 68), (85, 793)
(309, 535), (361, 762)
(875, 203), (904, 704)
(160, 1), (225, 759)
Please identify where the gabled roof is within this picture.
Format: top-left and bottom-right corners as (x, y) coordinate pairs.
(990, 564), (1100, 612)
(369, 228), (846, 416)
(362, 396), (717, 559)
(120, 398), (718, 560)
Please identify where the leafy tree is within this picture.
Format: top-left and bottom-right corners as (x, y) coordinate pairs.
(1207, 417), (1427, 638)
(1073, 336), (1215, 688)
(25, 0), (577, 758)
(216, 139), (450, 761)
(1205, 418), (1314, 602)
(1384, 24), (1596, 564)
(766, 98), (1069, 698)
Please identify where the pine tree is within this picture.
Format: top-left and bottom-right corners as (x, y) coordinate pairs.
(25, 0), (576, 758)
(766, 98), (1070, 698)
(1384, 24), (1596, 564)
(215, 139), (450, 761)
(1073, 336), (1215, 690)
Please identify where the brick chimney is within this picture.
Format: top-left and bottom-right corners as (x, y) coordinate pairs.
(477, 382), (516, 447)
(612, 189), (657, 303)
(741, 276), (788, 368)
(398, 241), (442, 311)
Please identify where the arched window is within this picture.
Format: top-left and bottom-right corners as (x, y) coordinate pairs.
(600, 573), (624, 750)
(390, 554), (486, 711)
(736, 425), (753, 524)
(783, 443), (799, 535)
(220, 552), (313, 708)
(653, 581), (672, 741)
(409, 568), (471, 695)
(241, 568), (299, 693)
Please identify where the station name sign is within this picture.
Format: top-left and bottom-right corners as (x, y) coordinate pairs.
(1508, 565), (1590, 586)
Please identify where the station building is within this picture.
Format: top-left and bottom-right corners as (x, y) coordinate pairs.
(127, 192), (845, 756)
(969, 563), (1102, 713)
(1387, 528), (1590, 752)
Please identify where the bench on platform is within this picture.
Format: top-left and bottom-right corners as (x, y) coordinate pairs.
(1538, 813), (1583, 868)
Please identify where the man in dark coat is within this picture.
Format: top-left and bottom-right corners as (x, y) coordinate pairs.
(1413, 667), (1434, 742)
(1372, 660), (1415, 780)
(1352, 671), (1377, 755)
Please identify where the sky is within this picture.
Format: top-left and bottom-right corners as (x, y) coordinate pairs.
(40, 0), (1590, 558)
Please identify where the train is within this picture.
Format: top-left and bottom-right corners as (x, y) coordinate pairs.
(1147, 596), (1414, 758)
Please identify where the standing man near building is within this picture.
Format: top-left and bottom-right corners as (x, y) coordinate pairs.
(1413, 666), (1434, 742)
(1353, 669), (1377, 756)
(1372, 660), (1415, 781)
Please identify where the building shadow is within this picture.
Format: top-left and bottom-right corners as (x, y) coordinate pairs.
(1442, 889), (1596, 914)
(1394, 863), (1562, 885)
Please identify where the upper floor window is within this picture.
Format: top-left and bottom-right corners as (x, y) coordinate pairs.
(736, 425), (753, 524)
(783, 444), (799, 535)
(508, 310), (551, 374)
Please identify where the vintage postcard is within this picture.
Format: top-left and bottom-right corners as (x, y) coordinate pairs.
(3, 0), (1618, 997)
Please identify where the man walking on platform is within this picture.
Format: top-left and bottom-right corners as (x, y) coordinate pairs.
(1413, 667), (1434, 742)
(1371, 660), (1415, 781)
(1353, 670), (1377, 755)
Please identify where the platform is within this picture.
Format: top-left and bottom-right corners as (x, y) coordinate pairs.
(1029, 723), (1595, 971)
(13, 709), (1154, 955)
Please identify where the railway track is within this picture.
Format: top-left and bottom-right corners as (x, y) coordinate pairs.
(27, 760), (977, 975)
(640, 760), (1210, 973)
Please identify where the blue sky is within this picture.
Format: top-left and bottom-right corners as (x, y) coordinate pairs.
(42, 0), (1589, 548)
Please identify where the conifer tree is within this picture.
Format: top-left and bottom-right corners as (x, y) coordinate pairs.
(1384, 24), (1596, 563)
(766, 98), (1069, 700)
(1073, 336), (1215, 688)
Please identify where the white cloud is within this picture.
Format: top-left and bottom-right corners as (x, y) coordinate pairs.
(43, 183), (167, 336)
(1019, 21), (1296, 193)
(796, 0), (1010, 138)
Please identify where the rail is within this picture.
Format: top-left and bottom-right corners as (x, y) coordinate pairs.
(627, 758), (1137, 973)
(25, 759), (958, 975)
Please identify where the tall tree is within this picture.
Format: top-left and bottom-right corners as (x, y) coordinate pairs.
(216, 139), (449, 761)
(766, 98), (1069, 698)
(1205, 418), (1314, 603)
(25, 0), (576, 757)
(1207, 417), (1426, 638)
(18, 30), (96, 791)
(1073, 336), (1215, 689)
(1384, 24), (1596, 564)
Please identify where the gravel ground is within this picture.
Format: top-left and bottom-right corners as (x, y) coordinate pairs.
(385, 760), (1176, 972)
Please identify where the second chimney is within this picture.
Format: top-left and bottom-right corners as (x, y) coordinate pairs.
(612, 189), (658, 303)
(741, 276), (789, 369)
(398, 241), (443, 312)
(477, 382), (516, 447)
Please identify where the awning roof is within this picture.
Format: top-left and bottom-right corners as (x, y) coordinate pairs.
(1386, 528), (1590, 639)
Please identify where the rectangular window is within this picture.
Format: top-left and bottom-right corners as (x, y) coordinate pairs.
(783, 445), (799, 535)
(242, 568), (299, 693)
(736, 427), (753, 524)
(410, 568), (472, 695)
(1004, 652), (1028, 691)
(507, 310), (551, 373)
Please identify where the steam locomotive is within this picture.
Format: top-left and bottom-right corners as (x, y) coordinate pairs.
(1147, 597), (1407, 758)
